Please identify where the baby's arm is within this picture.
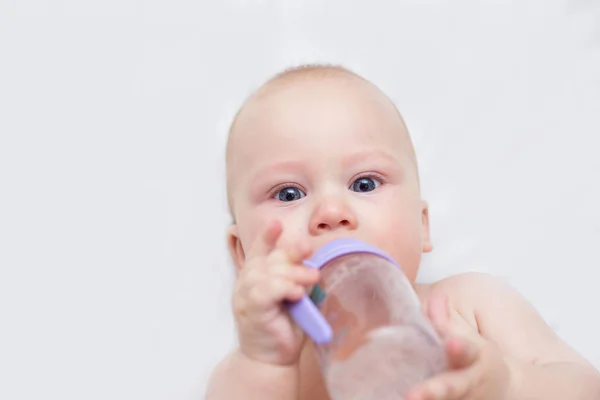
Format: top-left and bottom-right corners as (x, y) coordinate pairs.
(206, 349), (299, 400)
(206, 221), (319, 400)
(438, 272), (600, 399)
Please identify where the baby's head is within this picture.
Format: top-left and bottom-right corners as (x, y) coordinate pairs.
(225, 65), (432, 282)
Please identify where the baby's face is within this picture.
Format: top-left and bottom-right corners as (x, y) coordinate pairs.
(226, 74), (431, 282)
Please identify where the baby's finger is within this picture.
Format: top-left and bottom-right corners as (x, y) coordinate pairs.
(263, 257), (320, 288)
(248, 278), (306, 311)
(246, 220), (283, 260)
(284, 240), (313, 264)
(446, 337), (480, 369)
(271, 264), (320, 285)
(426, 292), (451, 337)
(405, 369), (474, 400)
(426, 292), (481, 344)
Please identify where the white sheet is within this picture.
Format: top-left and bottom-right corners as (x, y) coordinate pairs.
(1, 1), (598, 399)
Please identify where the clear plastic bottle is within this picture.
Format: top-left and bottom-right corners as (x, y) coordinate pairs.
(288, 238), (446, 400)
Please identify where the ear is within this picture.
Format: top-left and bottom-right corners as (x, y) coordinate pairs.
(227, 224), (246, 272)
(421, 201), (433, 253)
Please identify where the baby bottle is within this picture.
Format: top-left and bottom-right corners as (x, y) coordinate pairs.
(288, 238), (446, 400)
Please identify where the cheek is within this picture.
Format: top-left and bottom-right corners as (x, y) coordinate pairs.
(363, 197), (423, 281)
(237, 206), (271, 253)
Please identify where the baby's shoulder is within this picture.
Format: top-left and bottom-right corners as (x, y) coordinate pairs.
(419, 272), (592, 366)
(416, 272), (491, 330)
(418, 271), (509, 312)
(417, 272), (525, 336)
(429, 270), (504, 292)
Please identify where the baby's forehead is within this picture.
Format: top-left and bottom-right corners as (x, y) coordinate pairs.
(225, 66), (417, 203)
(232, 97), (384, 170)
(230, 71), (398, 145)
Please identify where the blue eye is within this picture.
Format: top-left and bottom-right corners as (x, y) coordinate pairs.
(276, 187), (306, 202)
(351, 177), (381, 193)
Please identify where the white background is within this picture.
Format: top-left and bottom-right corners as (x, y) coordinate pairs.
(1, 0), (599, 399)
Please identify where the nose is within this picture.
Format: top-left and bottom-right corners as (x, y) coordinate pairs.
(309, 197), (358, 236)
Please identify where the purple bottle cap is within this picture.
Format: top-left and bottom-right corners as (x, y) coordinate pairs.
(287, 238), (399, 344)
(303, 237), (399, 270)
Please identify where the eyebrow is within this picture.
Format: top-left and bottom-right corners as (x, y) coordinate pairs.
(248, 149), (401, 183)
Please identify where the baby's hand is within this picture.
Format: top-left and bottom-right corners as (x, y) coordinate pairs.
(406, 294), (513, 400)
(232, 220), (320, 366)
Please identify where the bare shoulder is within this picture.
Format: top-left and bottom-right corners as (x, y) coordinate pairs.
(417, 272), (506, 330)
(427, 271), (508, 297)
(422, 272), (592, 367)
(428, 272), (545, 320)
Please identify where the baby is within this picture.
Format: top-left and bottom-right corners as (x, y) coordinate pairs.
(206, 65), (600, 400)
